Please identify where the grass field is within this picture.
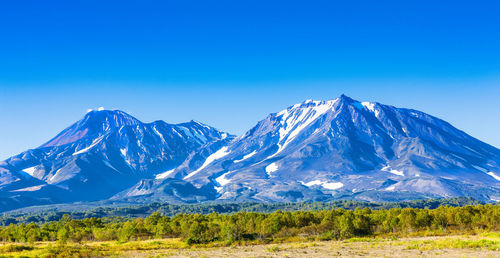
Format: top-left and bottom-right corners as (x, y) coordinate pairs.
(1, 233), (499, 257)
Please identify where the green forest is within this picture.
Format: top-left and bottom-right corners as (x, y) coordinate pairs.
(0, 200), (498, 246)
(1, 197), (481, 225)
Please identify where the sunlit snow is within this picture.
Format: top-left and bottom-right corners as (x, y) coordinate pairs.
(22, 166), (37, 177)
(48, 168), (63, 183)
(152, 126), (166, 142)
(126, 188), (150, 197)
(361, 102), (380, 117)
(487, 172), (500, 181)
(322, 182), (344, 190)
(265, 163), (278, 175)
(215, 172), (231, 186)
(273, 99), (338, 156)
(155, 169), (175, 180)
(234, 151), (257, 163)
(184, 147), (230, 179)
(73, 136), (104, 155)
(385, 185), (395, 191)
(472, 165), (488, 173)
(301, 180), (343, 190)
(12, 185), (45, 192)
(168, 128), (180, 138)
(381, 165), (404, 176)
(192, 120), (211, 129)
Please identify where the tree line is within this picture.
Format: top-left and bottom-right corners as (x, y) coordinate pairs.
(1, 203), (498, 245)
(0, 197), (481, 225)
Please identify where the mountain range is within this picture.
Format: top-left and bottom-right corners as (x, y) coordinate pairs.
(1, 95), (500, 212)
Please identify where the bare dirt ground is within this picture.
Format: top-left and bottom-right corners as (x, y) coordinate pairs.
(123, 235), (500, 257)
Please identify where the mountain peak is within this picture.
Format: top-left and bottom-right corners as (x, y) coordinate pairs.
(86, 107), (105, 113)
(294, 95), (358, 109)
(80, 109), (141, 131)
(189, 119), (207, 126)
(338, 94), (357, 103)
(41, 109), (141, 147)
(84, 107), (139, 121)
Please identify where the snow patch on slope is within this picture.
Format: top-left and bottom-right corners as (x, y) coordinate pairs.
(470, 165), (499, 181)
(184, 147), (230, 179)
(215, 172), (231, 186)
(487, 172), (500, 181)
(385, 185), (395, 191)
(179, 127), (193, 138)
(126, 188), (150, 197)
(22, 166), (37, 177)
(73, 136), (104, 155)
(265, 163), (278, 175)
(192, 120), (211, 129)
(152, 126), (166, 142)
(274, 99), (338, 156)
(179, 126), (208, 144)
(361, 102), (380, 117)
(472, 165), (488, 173)
(234, 151), (257, 163)
(48, 168), (63, 183)
(381, 165), (404, 176)
(103, 160), (119, 172)
(156, 169), (175, 180)
(12, 185), (45, 192)
(301, 180), (343, 190)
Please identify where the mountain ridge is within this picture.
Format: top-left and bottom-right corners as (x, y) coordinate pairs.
(158, 95), (500, 203)
(1, 95), (499, 211)
(0, 109), (234, 211)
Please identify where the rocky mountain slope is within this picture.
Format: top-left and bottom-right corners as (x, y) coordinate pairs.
(2, 95), (500, 211)
(140, 95), (500, 203)
(0, 109), (233, 211)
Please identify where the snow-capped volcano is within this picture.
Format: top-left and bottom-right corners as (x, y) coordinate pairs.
(167, 94), (500, 203)
(0, 109), (233, 211)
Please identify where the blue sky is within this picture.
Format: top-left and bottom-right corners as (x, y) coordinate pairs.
(1, 0), (499, 159)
